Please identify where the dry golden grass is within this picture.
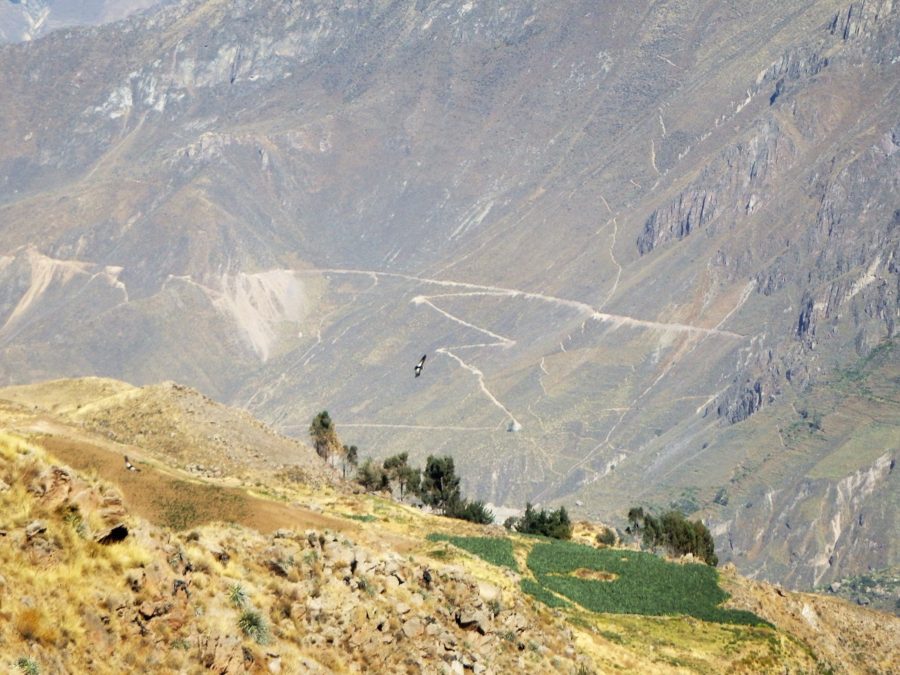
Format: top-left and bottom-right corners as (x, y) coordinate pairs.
(15, 607), (59, 645)
(0, 386), (892, 675)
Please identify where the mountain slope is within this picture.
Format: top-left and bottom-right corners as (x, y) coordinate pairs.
(0, 0), (896, 590)
(0, 0), (164, 43)
(1, 377), (897, 674)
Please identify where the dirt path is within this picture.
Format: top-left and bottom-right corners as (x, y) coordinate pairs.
(36, 434), (356, 535)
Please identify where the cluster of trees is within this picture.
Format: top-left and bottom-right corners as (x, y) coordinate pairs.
(626, 507), (718, 566)
(393, 453), (494, 525)
(310, 413), (493, 524)
(309, 411), (359, 478)
(504, 502), (572, 539)
(356, 452), (420, 498)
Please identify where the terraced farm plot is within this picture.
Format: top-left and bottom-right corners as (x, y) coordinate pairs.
(428, 533), (766, 625)
(426, 533), (519, 571)
(527, 541), (766, 625)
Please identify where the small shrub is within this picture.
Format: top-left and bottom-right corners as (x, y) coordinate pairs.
(356, 459), (389, 491)
(17, 658), (40, 675)
(446, 499), (495, 524)
(358, 576), (375, 596)
(237, 610), (269, 645)
(596, 527), (616, 546)
(228, 583), (247, 609)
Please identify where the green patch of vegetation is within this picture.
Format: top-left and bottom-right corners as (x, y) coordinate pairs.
(159, 501), (199, 530)
(426, 547), (452, 561)
(521, 578), (570, 608)
(526, 540), (767, 626)
(597, 628), (625, 644)
(426, 533), (518, 571)
(17, 658), (40, 675)
(596, 527), (617, 546)
(831, 338), (898, 402)
(626, 507), (718, 565)
(228, 583), (247, 609)
(343, 513), (378, 523)
(237, 609), (269, 645)
(508, 502), (572, 539)
(783, 407), (825, 444)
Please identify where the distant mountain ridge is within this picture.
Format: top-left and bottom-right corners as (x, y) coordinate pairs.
(0, 0), (164, 43)
(0, 0), (896, 590)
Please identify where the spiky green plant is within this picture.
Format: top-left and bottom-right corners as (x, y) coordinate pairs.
(17, 657), (40, 675)
(238, 609), (269, 644)
(228, 583), (247, 609)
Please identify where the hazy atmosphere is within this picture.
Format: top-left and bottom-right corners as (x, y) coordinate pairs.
(0, 1), (897, 672)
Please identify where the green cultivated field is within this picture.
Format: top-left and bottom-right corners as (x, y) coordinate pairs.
(429, 533), (766, 625)
(527, 541), (766, 625)
(426, 533), (519, 571)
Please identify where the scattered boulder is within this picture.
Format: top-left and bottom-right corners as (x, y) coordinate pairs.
(477, 581), (501, 605)
(402, 616), (424, 638)
(456, 607), (491, 635)
(25, 519), (47, 539)
(96, 524), (129, 545)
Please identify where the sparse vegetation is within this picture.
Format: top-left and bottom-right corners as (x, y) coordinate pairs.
(0, 385), (883, 674)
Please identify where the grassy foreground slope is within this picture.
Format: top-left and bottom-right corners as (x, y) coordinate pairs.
(0, 377), (897, 673)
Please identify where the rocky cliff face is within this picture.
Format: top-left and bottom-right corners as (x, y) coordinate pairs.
(0, 0), (896, 590)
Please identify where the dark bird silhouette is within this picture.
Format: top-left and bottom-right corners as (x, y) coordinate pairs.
(414, 354), (427, 378)
(124, 455), (140, 472)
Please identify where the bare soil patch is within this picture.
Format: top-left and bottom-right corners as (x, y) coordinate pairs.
(37, 435), (355, 535)
(550, 568), (619, 582)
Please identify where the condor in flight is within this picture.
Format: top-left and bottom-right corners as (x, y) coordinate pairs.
(414, 354), (427, 378)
